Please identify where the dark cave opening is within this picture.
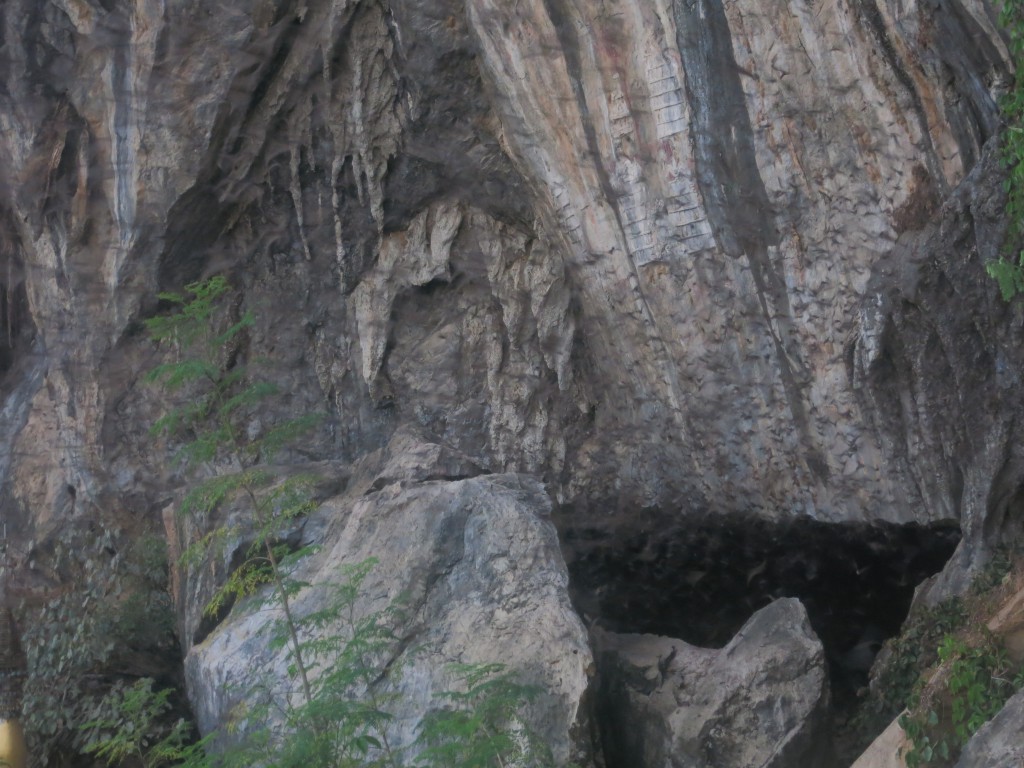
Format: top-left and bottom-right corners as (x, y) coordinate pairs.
(562, 511), (961, 706)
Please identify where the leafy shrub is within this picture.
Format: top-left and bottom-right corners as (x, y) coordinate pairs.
(81, 679), (209, 768)
(852, 598), (966, 739)
(989, 0), (1024, 297)
(21, 525), (178, 764)
(900, 632), (1024, 767)
(415, 663), (554, 768)
(86, 558), (556, 768)
(969, 543), (1022, 595)
(146, 276), (323, 703)
(216, 557), (407, 767)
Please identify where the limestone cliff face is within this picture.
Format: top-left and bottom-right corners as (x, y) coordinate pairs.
(854, 141), (1024, 597)
(0, 0), (1012, 542)
(0, 0), (1018, 754)
(468, 0), (1011, 525)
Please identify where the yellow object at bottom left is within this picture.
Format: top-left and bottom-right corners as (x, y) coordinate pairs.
(0, 719), (27, 768)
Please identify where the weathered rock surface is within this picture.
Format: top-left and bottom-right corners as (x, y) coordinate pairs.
(0, 0), (1020, 759)
(594, 598), (832, 767)
(183, 433), (593, 764)
(954, 689), (1024, 768)
(853, 140), (1024, 598)
(470, 0), (1011, 524)
(850, 719), (910, 768)
(0, 0), (1014, 550)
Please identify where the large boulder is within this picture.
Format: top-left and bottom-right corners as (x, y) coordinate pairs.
(182, 433), (594, 765)
(594, 597), (831, 768)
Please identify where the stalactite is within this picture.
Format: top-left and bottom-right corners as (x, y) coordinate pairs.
(288, 102), (314, 263)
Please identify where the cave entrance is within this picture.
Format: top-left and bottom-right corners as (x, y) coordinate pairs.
(561, 511), (961, 704)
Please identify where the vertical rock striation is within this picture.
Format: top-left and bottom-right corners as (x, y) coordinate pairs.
(0, 0), (1019, 757)
(853, 140), (1024, 597)
(467, 0), (1010, 522)
(0, 0), (1013, 540)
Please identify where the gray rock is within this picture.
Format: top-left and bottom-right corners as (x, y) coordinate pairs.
(183, 434), (593, 765)
(853, 140), (1024, 602)
(955, 689), (1024, 768)
(0, 0), (1013, 562)
(0, 0), (1018, 760)
(594, 598), (832, 768)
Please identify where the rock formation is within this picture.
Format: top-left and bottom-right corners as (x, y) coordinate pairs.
(0, 0), (1020, 763)
(0, 0), (1014, 538)
(595, 598), (832, 768)
(954, 688), (1024, 767)
(181, 430), (593, 763)
(854, 139), (1024, 600)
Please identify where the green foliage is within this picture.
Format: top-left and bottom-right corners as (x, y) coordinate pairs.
(900, 710), (951, 768)
(81, 679), (210, 768)
(970, 543), (1022, 595)
(941, 635), (1022, 743)
(84, 561), (553, 767)
(144, 277), (296, 472)
(858, 547), (1024, 766)
(415, 664), (555, 768)
(145, 277), (322, 707)
(145, 277), (242, 351)
(92, 278), (561, 768)
(218, 558), (405, 768)
(21, 525), (177, 764)
(900, 632), (1024, 767)
(852, 598), (966, 738)
(199, 474), (318, 623)
(985, 258), (1024, 301)
(991, 0), (1024, 298)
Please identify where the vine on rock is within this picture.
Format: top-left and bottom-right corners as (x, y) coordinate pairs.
(899, 632), (1024, 767)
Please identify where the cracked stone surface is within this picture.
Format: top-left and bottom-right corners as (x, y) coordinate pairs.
(594, 598), (831, 768)
(182, 432), (593, 764)
(0, 0), (1020, 758)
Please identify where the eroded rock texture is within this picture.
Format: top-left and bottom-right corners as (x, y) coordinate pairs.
(469, 0), (1010, 523)
(854, 141), (1024, 598)
(180, 432), (593, 764)
(0, 0), (1014, 539)
(0, 0), (1019, 758)
(594, 598), (832, 768)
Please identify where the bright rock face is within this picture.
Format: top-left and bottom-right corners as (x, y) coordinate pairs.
(0, 0), (1012, 538)
(466, 0), (1010, 523)
(181, 433), (594, 764)
(0, 0), (1019, 758)
(594, 598), (831, 768)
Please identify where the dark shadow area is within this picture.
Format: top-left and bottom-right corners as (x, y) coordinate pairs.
(0, 279), (30, 377)
(562, 511), (961, 705)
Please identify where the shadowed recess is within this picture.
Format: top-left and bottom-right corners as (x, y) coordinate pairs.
(563, 511), (961, 695)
